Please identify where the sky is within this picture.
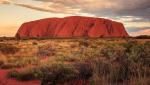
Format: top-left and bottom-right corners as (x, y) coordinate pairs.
(0, 0), (150, 37)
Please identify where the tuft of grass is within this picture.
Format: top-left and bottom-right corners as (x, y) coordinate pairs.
(0, 60), (4, 66)
(40, 63), (79, 85)
(0, 56), (39, 69)
(1, 63), (17, 69)
(37, 45), (56, 57)
(0, 43), (20, 54)
(7, 70), (19, 78)
(7, 68), (37, 81)
(55, 55), (81, 62)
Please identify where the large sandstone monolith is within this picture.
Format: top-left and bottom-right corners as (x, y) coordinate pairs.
(16, 16), (129, 38)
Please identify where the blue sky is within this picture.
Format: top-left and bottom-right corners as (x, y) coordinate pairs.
(0, 0), (150, 36)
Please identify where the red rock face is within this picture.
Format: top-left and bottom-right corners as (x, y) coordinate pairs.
(16, 16), (129, 38)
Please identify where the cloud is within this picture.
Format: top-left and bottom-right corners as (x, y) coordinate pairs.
(33, 0), (150, 20)
(129, 28), (150, 36)
(14, 2), (81, 14)
(0, 0), (11, 4)
(1, 0), (150, 19)
(112, 0), (150, 19)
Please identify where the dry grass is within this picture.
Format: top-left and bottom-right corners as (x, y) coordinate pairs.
(0, 38), (149, 85)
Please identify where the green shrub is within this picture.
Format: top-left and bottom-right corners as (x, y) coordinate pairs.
(7, 70), (19, 78)
(4, 56), (39, 68)
(91, 57), (129, 83)
(100, 44), (125, 59)
(17, 70), (36, 81)
(7, 68), (37, 81)
(92, 40), (150, 84)
(55, 55), (81, 62)
(0, 63), (18, 69)
(37, 45), (55, 57)
(124, 41), (150, 78)
(92, 60), (110, 76)
(40, 63), (79, 85)
(73, 62), (93, 80)
(135, 35), (150, 39)
(109, 63), (129, 83)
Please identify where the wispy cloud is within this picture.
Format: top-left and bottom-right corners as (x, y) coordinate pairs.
(130, 29), (150, 36)
(1, 0), (81, 14)
(34, 0), (150, 19)
(2, 0), (150, 20)
(14, 3), (80, 14)
(0, 0), (11, 4)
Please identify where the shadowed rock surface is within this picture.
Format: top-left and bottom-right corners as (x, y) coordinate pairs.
(16, 16), (129, 38)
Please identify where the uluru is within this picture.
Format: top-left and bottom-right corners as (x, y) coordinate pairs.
(16, 16), (129, 38)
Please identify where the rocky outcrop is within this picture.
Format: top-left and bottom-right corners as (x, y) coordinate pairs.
(16, 16), (129, 38)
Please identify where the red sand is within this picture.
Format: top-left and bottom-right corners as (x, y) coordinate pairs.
(16, 16), (129, 38)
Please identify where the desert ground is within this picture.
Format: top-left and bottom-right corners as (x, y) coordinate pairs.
(0, 38), (149, 85)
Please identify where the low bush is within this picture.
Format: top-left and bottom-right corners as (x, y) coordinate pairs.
(40, 63), (79, 85)
(7, 68), (37, 81)
(37, 45), (55, 57)
(7, 70), (19, 78)
(0, 43), (20, 54)
(0, 63), (18, 69)
(135, 35), (150, 39)
(55, 55), (81, 62)
(0, 61), (4, 66)
(73, 62), (93, 80)
(0, 56), (39, 69)
(91, 41), (150, 84)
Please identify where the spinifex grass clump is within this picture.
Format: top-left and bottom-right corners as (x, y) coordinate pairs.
(40, 63), (79, 85)
(0, 43), (20, 54)
(0, 56), (39, 69)
(7, 69), (36, 81)
(37, 44), (56, 57)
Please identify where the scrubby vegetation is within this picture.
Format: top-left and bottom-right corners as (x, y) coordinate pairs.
(0, 38), (149, 85)
(7, 62), (92, 85)
(7, 69), (36, 81)
(0, 43), (20, 54)
(135, 35), (150, 39)
(91, 41), (150, 84)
